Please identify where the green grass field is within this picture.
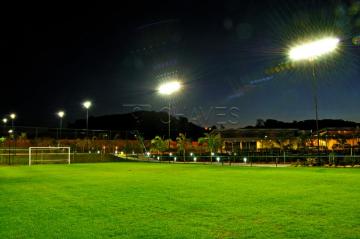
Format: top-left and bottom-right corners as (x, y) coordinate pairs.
(1, 163), (360, 238)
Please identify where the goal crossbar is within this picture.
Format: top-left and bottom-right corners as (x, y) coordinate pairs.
(29, 147), (71, 166)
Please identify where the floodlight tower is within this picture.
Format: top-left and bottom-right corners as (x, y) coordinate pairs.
(288, 36), (339, 163)
(57, 111), (65, 139)
(158, 81), (182, 144)
(2, 118), (7, 136)
(82, 101), (92, 138)
(9, 113), (16, 130)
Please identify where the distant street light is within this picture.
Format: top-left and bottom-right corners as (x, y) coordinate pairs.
(82, 101), (92, 137)
(158, 81), (182, 145)
(57, 111), (65, 139)
(288, 36), (339, 164)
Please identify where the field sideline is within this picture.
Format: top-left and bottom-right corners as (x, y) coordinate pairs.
(1, 163), (360, 238)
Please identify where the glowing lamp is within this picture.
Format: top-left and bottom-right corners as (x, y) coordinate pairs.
(289, 37), (339, 61)
(158, 81), (181, 95)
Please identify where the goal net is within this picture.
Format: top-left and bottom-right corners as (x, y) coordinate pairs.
(29, 147), (71, 165)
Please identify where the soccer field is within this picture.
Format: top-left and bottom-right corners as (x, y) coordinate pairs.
(0, 163), (360, 238)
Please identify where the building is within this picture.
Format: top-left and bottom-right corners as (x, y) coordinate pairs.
(218, 128), (310, 152)
(219, 127), (360, 152)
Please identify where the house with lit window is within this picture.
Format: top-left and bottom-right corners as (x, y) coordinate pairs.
(218, 128), (310, 152)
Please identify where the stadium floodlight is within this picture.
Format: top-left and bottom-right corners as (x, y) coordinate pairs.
(288, 36), (339, 164)
(216, 157), (220, 162)
(57, 111), (65, 139)
(8, 129), (13, 134)
(289, 37), (339, 62)
(190, 152), (193, 156)
(243, 157), (247, 163)
(57, 111), (65, 118)
(158, 81), (182, 146)
(194, 157), (197, 162)
(158, 81), (181, 95)
(82, 101), (92, 109)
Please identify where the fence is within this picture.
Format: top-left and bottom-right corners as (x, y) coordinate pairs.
(141, 151), (360, 167)
(1, 134), (360, 167)
(1, 126), (139, 140)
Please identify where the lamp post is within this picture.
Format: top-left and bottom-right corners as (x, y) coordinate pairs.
(57, 111), (65, 139)
(2, 118), (7, 136)
(288, 36), (339, 164)
(8, 129), (13, 165)
(9, 113), (16, 131)
(82, 101), (92, 138)
(158, 81), (182, 147)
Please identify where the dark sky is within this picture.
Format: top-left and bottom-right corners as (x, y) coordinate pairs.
(1, 0), (359, 128)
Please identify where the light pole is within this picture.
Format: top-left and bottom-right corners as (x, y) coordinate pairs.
(57, 111), (65, 139)
(158, 81), (182, 147)
(9, 113), (16, 131)
(82, 101), (92, 138)
(2, 118), (7, 136)
(289, 36), (339, 164)
(8, 129), (13, 165)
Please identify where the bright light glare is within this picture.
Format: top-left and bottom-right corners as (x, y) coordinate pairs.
(158, 81), (181, 95)
(10, 113), (16, 119)
(57, 111), (65, 118)
(2, 118), (7, 123)
(83, 101), (92, 109)
(289, 37), (339, 61)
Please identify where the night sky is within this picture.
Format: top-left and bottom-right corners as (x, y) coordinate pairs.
(1, 0), (359, 128)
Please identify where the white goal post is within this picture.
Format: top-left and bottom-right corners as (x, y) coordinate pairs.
(29, 147), (71, 166)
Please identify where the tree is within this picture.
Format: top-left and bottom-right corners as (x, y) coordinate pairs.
(176, 133), (188, 162)
(256, 119), (265, 128)
(135, 134), (147, 153)
(150, 136), (168, 157)
(198, 132), (223, 163)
